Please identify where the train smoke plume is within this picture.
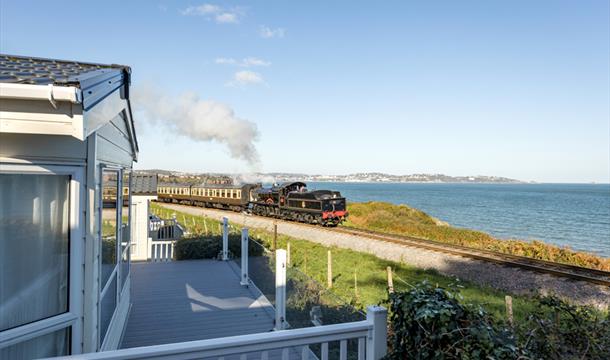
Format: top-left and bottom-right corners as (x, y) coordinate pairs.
(132, 85), (260, 165)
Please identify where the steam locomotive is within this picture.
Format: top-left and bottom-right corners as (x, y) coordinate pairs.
(156, 181), (348, 226)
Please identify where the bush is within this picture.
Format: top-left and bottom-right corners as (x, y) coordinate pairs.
(519, 296), (610, 359)
(102, 238), (116, 264)
(384, 281), (522, 360)
(174, 235), (264, 260)
(385, 282), (610, 360)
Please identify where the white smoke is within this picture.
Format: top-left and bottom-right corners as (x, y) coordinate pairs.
(132, 85), (260, 166)
(233, 173), (275, 185)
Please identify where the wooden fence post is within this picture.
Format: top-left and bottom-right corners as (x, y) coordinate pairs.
(286, 242), (291, 267)
(327, 250), (332, 288)
(273, 223), (278, 251)
(505, 295), (513, 327)
(387, 267), (394, 293)
(354, 268), (358, 299)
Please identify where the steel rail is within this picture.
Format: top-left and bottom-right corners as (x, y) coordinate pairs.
(330, 226), (610, 287)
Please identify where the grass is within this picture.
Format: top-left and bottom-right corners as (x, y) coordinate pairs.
(151, 203), (542, 323)
(343, 201), (610, 271)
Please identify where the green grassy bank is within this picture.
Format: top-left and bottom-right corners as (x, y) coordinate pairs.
(343, 201), (610, 271)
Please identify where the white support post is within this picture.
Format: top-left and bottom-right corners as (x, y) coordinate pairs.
(275, 249), (287, 330)
(222, 217), (229, 261)
(240, 228), (249, 286)
(366, 305), (387, 360)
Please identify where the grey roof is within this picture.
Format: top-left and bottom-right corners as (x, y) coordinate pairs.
(158, 182), (192, 188)
(0, 54), (130, 86)
(132, 174), (158, 195)
(0, 54), (139, 158)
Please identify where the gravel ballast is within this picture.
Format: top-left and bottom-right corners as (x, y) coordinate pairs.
(160, 203), (610, 310)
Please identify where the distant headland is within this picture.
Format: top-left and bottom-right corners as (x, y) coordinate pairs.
(136, 169), (527, 184)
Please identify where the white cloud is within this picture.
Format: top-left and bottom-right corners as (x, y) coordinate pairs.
(259, 25), (285, 38)
(226, 70), (264, 87)
(215, 12), (238, 23)
(181, 4), (220, 15)
(180, 4), (242, 24)
(215, 57), (271, 67)
(215, 57), (237, 65)
(242, 57), (271, 67)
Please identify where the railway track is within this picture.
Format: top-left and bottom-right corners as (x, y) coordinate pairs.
(330, 226), (610, 287)
(160, 203), (610, 287)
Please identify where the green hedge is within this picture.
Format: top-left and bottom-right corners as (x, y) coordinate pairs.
(174, 235), (264, 260)
(385, 281), (610, 360)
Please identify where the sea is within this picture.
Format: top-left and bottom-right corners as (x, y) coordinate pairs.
(307, 182), (610, 258)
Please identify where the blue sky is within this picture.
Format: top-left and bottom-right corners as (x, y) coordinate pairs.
(1, 1), (609, 183)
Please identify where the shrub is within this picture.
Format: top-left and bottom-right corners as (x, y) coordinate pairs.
(102, 238), (116, 263)
(384, 281), (522, 360)
(519, 296), (610, 359)
(385, 282), (610, 360)
(174, 234), (264, 260)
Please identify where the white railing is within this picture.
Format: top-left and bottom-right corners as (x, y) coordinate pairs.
(54, 306), (387, 360)
(150, 240), (175, 262)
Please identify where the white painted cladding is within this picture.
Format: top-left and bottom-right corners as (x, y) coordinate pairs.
(0, 83), (139, 357)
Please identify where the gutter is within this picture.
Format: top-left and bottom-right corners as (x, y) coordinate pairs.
(0, 83), (83, 104)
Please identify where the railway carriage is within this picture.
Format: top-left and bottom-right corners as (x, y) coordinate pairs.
(190, 183), (261, 211)
(157, 183), (192, 204)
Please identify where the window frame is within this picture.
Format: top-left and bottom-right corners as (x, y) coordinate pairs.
(97, 165), (131, 349)
(0, 164), (84, 355)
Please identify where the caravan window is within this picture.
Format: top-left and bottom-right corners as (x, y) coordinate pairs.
(0, 174), (70, 331)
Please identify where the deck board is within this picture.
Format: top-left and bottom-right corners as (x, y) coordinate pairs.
(121, 260), (275, 349)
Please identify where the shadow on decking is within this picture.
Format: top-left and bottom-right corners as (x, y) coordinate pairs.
(121, 260), (275, 349)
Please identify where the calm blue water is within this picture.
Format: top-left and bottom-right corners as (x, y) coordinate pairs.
(308, 182), (610, 257)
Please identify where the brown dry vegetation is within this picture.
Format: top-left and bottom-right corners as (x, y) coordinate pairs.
(343, 201), (610, 271)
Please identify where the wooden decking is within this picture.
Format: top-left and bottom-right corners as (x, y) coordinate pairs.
(121, 260), (275, 349)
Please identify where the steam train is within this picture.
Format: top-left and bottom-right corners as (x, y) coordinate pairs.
(156, 181), (348, 226)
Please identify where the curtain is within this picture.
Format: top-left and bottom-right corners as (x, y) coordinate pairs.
(0, 174), (70, 358)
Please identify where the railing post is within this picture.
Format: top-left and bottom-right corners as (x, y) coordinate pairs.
(366, 305), (387, 360)
(240, 228), (249, 286)
(222, 217), (229, 261)
(275, 249), (287, 330)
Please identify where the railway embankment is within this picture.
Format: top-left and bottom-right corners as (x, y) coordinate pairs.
(345, 201), (610, 271)
(157, 203), (610, 310)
